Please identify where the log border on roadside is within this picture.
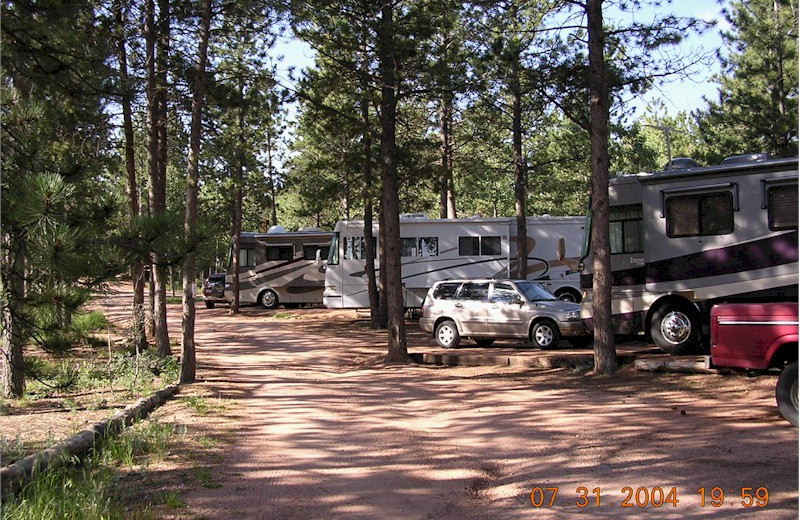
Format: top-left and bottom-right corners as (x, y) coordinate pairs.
(0, 384), (180, 499)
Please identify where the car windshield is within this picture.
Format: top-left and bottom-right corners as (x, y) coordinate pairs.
(515, 281), (556, 302)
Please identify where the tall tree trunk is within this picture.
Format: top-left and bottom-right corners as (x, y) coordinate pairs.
(145, 0), (159, 342)
(773, 0), (788, 155)
(511, 61), (527, 280)
(438, 31), (457, 219)
(377, 200), (388, 328)
(153, 0), (171, 356)
(181, 0), (212, 384)
(1, 236), (26, 397)
(587, 0), (617, 374)
(266, 123), (278, 227)
(116, 0), (147, 352)
(377, 1), (408, 362)
(230, 79), (246, 315)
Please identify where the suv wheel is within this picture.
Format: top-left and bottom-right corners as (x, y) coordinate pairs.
(531, 320), (560, 350)
(435, 320), (460, 349)
(776, 361), (798, 427)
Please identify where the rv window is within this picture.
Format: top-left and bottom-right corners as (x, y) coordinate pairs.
(344, 237), (376, 260)
(432, 282), (460, 299)
(457, 282), (490, 301)
(768, 185), (798, 231)
(459, 236), (480, 256)
(303, 245), (331, 260)
(666, 192), (734, 238)
(418, 237), (438, 257)
(610, 205), (643, 254)
(328, 233), (340, 265)
(400, 238), (417, 257)
(481, 236), (501, 256)
(239, 248), (256, 267)
(267, 246), (293, 261)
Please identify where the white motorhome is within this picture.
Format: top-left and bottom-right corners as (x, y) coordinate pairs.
(226, 227), (332, 309)
(323, 215), (585, 309)
(575, 154), (798, 354)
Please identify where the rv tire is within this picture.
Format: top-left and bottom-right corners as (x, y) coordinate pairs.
(258, 290), (279, 310)
(776, 361), (798, 427)
(531, 320), (560, 350)
(435, 320), (460, 349)
(205, 301), (215, 309)
(555, 288), (581, 303)
(650, 303), (699, 355)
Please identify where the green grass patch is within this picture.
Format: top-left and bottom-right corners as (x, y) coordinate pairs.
(1, 417), (183, 520)
(271, 312), (294, 319)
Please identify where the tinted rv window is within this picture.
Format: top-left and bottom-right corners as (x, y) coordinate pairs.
(768, 185), (798, 231)
(344, 237), (376, 260)
(267, 246), (292, 261)
(459, 236), (480, 256)
(239, 248), (256, 267)
(610, 205), (643, 254)
(481, 236), (501, 256)
(418, 237), (438, 257)
(400, 238), (417, 257)
(432, 282), (460, 299)
(328, 233), (340, 265)
(666, 192), (734, 238)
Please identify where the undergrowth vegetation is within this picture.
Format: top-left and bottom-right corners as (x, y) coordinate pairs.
(2, 420), (184, 520)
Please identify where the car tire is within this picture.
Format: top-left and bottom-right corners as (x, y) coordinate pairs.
(205, 301), (215, 309)
(258, 289), (279, 310)
(776, 361), (798, 427)
(650, 302), (700, 354)
(435, 320), (460, 349)
(555, 289), (581, 303)
(531, 320), (560, 350)
(474, 338), (495, 347)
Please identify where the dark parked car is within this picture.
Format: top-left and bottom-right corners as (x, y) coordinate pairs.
(419, 279), (590, 349)
(203, 273), (227, 309)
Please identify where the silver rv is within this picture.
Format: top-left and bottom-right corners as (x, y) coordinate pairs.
(577, 154), (798, 354)
(226, 227), (332, 309)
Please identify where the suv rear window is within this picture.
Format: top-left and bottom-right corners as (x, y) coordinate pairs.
(457, 282), (490, 301)
(432, 282), (461, 300)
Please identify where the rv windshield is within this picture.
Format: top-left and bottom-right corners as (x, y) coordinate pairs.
(515, 281), (556, 302)
(328, 232), (340, 265)
(580, 210), (592, 260)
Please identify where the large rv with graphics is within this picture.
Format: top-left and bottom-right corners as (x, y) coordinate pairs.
(574, 155), (798, 354)
(323, 215), (585, 309)
(226, 228), (332, 309)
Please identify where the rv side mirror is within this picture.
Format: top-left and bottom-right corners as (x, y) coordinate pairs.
(557, 238), (581, 272)
(315, 249), (323, 266)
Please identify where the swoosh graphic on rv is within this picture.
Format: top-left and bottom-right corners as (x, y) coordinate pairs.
(580, 231), (797, 287)
(240, 261), (319, 290)
(347, 257), (506, 279)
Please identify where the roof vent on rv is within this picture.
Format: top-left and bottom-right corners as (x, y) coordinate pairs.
(297, 226), (323, 232)
(266, 225), (287, 234)
(664, 157), (699, 171)
(399, 213), (429, 219)
(720, 153), (773, 165)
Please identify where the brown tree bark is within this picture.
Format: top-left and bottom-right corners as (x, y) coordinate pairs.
(1, 238), (26, 397)
(377, 1), (408, 362)
(587, 0), (617, 374)
(438, 31), (457, 219)
(153, 0), (171, 356)
(230, 78), (246, 315)
(115, 0), (148, 352)
(145, 0), (159, 342)
(181, 0), (212, 384)
(511, 61), (528, 280)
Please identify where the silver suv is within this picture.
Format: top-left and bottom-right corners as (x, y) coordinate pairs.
(419, 279), (590, 349)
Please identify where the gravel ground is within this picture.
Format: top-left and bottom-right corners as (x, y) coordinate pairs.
(96, 291), (798, 519)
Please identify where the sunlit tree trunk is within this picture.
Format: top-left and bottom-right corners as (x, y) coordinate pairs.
(587, 0), (617, 374)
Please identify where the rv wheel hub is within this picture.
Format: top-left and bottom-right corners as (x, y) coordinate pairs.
(660, 311), (691, 345)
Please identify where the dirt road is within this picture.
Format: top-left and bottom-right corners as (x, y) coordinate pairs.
(110, 299), (797, 519)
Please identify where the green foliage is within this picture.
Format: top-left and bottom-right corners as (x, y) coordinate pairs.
(695, 0), (798, 160)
